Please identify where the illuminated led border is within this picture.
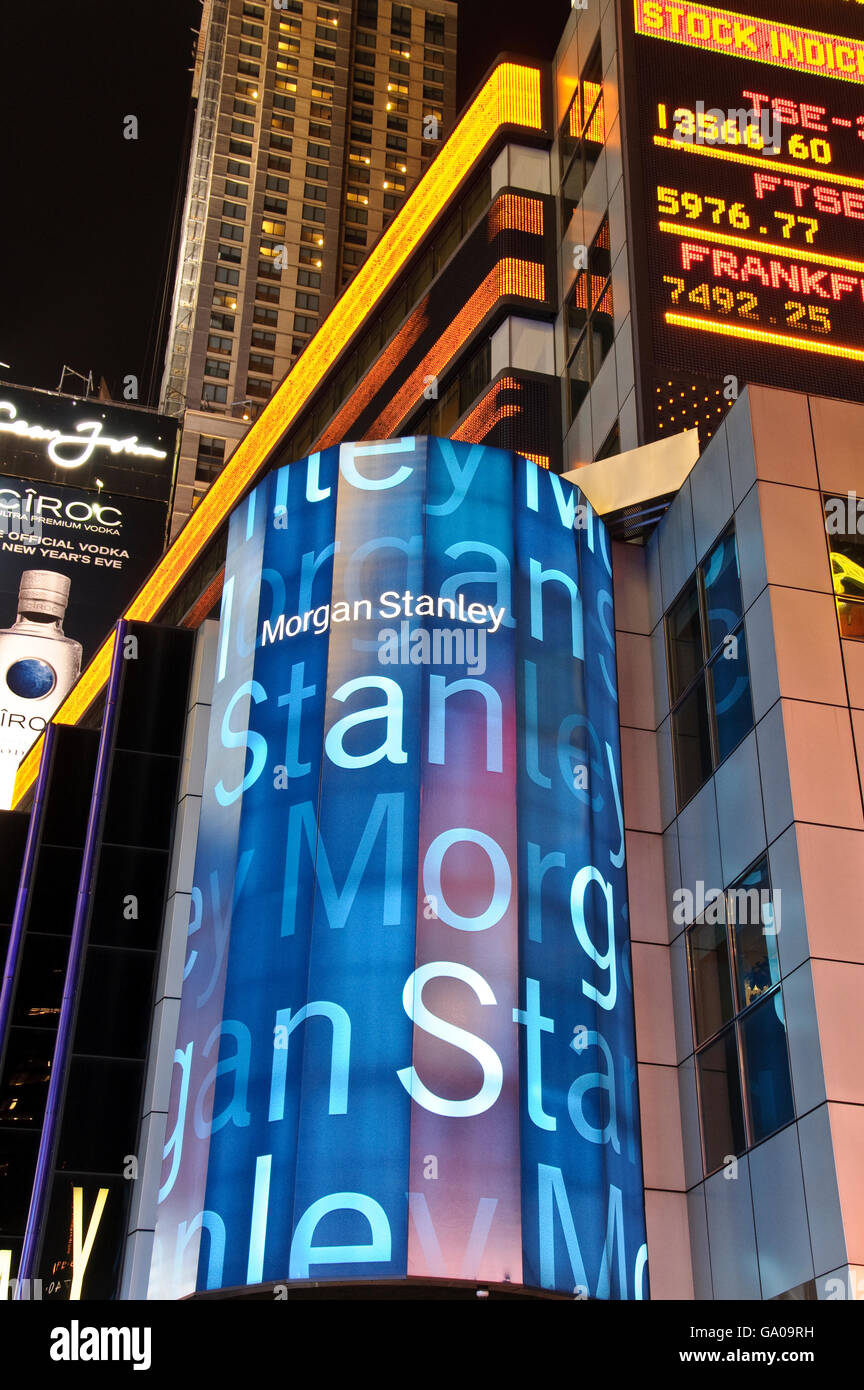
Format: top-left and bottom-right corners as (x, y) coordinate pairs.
(12, 62), (544, 806)
(659, 220), (864, 273)
(652, 135), (864, 192)
(666, 311), (864, 361)
(634, 0), (864, 84)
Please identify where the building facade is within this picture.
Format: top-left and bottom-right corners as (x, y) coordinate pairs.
(2, 1), (864, 1302)
(161, 0), (457, 535)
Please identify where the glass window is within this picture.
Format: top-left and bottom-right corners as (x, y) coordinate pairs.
(825, 493), (864, 639)
(696, 1028), (746, 1174)
(207, 334), (233, 355)
(202, 383), (227, 403)
(728, 860), (780, 1011)
(709, 627), (754, 763)
(225, 180), (249, 199)
(204, 358), (230, 379)
(739, 991), (795, 1144)
(703, 529), (744, 652)
(688, 911), (733, 1046)
(671, 676), (713, 808)
(253, 305), (278, 325)
(227, 158), (251, 177)
(666, 528), (753, 809)
(251, 329), (276, 349)
(210, 312), (235, 332)
(667, 578), (704, 703)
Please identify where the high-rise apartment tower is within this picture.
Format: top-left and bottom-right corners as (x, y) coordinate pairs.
(160, 0), (456, 534)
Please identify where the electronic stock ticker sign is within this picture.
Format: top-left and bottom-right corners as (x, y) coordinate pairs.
(624, 0), (864, 416)
(150, 439), (647, 1299)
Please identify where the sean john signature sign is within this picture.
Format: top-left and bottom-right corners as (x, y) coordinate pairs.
(150, 438), (647, 1299)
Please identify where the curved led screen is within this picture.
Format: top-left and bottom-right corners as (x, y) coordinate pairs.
(150, 438), (647, 1299)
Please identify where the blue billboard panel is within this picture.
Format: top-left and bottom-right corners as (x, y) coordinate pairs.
(149, 439), (647, 1298)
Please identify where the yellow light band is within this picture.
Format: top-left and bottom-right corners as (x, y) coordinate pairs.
(652, 135), (864, 193)
(666, 311), (864, 361)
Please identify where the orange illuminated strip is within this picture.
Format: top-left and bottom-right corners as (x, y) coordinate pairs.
(653, 135), (864, 192)
(316, 303), (429, 449)
(667, 311), (864, 360)
(12, 61), (544, 806)
(452, 377), (522, 443)
(520, 452), (551, 469)
(582, 82), (605, 143)
(659, 220), (864, 273)
(487, 194), (544, 239)
(568, 90), (581, 138)
(367, 259), (546, 437)
(634, 1), (864, 83)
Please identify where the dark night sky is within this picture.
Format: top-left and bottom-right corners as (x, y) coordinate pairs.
(1, 0), (570, 403)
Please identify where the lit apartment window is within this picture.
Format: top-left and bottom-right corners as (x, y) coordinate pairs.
(262, 218), (286, 236)
(279, 18), (302, 35)
(235, 81), (258, 99)
(824, 494), (864, 639)
(279, 38), (301, 54)
(688, 856), (793, 1175)
(299, 246), (323, 268)
(276, 76), (298, 95)
(666, 527), (754, 809)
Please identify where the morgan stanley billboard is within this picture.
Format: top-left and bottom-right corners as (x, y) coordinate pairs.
(150, 438), (648, 1299)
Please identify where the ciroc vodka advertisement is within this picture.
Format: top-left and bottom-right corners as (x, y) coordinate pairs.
(151, 438), (647, 1299)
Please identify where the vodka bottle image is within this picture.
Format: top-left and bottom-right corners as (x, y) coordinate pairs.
(0, 570), (83, 808)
